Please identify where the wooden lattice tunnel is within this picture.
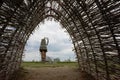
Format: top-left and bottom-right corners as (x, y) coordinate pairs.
(0, 0), (120, 80)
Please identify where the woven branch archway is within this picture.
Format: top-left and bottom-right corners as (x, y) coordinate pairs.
(0, 0), (120, 80)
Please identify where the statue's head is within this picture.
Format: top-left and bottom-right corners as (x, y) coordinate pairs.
(40, 37), (49, 45)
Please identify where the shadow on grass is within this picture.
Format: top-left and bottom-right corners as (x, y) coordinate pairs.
(12, 62), (96, 80)
(10, 67), (28, 80)
(80, 71), (96, 80)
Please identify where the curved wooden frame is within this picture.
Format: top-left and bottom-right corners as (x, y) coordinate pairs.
(0, 0), (120, 80)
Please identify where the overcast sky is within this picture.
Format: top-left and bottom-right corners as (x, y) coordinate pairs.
(23, 19), (76, 61)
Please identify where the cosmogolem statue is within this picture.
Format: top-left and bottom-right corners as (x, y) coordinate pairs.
(39, 37), (49, 62)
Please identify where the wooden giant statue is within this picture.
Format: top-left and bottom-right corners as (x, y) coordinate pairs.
(39, 37), (49, 62)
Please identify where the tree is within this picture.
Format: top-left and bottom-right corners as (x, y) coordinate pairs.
(54, 58), (60, 62)
(46, 56), (53, 62)
(64, 58), (71, 62)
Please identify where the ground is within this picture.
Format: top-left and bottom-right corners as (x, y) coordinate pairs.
(16, 62), (94, 80)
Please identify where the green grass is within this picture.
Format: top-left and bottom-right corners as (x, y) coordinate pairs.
(21, 62), (78, 68)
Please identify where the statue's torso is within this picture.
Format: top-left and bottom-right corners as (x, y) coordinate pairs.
(40, 39), (47, 51)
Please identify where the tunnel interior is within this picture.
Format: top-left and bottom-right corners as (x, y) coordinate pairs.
(0, 0), (120, 80)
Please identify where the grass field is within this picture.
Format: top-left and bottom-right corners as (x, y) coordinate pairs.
(21, 62), (78, 68)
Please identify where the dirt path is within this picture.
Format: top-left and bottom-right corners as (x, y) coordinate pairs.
(18, 67), (88, 80)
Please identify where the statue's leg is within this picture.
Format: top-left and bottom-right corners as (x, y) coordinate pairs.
(41, 51), (46, 62)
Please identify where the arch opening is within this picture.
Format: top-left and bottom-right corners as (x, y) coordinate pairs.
(23, 19), (76, 62)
